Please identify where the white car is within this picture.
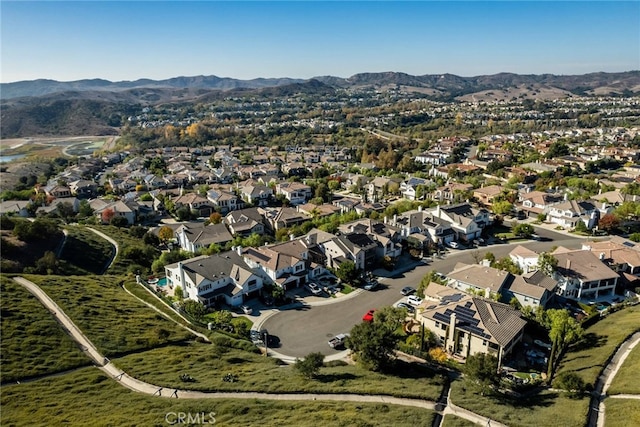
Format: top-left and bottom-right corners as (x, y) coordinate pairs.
(407, 295), (423, 306)
(447, 241), (459, 249)
(240, 305), (253, 315)
(306, 283), (323, 295)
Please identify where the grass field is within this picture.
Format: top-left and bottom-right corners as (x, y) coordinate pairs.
(59, 226), (115, 274)
(114, 341), (446, 400)
(449, 380), (589, 427)
(604, 399), (640, 427)
(0, 277), (91, 383)
(556, 305), (640, 385)
(24, 274), (193, 357)
(0, 367), (436, 427)
(441, 414), (478, 427)
(607, 344), (640, 395)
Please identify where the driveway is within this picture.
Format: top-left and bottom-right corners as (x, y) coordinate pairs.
(263, 228), (583, 358)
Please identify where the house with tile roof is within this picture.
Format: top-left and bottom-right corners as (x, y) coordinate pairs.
(581, 237), (640, 276)
(547, 199), (599, 230)
(509, 245), (540, 273)
(418, 284), (526, 367)
(224, 208), (266, 237)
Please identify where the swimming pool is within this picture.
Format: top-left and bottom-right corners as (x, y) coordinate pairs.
(157, 277), (168, 287)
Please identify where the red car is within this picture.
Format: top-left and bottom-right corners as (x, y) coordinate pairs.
(362, 309), (376, 323)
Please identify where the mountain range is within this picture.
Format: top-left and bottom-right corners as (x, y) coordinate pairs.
(1, 71), (639, 138)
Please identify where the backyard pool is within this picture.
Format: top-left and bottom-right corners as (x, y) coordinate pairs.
(156, 277), (168, 287)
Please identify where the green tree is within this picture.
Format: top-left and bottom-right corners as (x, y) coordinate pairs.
(537, 252), (558, 276)
(512, 223), (534, 237)
(464, 353), (499, 396)
(335, 260), (359, 285)
(545, 309), (583, 381)
(417, 270), (446, 298)
(182, 300), (207, 321)
(553, 371), (585, 398)
(174, 286), (183, 299)
(294, 352), (325, 379)
(346, 306), (405, 371)
(492, 201), (513, 216)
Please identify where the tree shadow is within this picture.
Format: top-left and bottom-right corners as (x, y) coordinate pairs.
(314, 372), (358, 383)
(571, 332), (607, 351)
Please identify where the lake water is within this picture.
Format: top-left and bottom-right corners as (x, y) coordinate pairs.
(0, 154), (26, 163)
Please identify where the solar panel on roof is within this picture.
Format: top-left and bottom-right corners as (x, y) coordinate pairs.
(623, 241), (635, 247)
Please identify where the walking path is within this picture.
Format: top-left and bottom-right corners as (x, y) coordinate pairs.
(14, 275), (640, 426)
(86, 227), (119, 273)
(591, 331), (640, 427)
(11, 276), (499, 426)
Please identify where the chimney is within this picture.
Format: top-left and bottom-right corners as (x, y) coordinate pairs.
(289, 233), (295, 241)
(436, 204), (441, 217)
(418, 205), (423, 212)
(235, 246), (242, 256)
(485, 287), (491, 299)
(393, 214), (397, 223)
(448, 313), (457, 347)
(566, 259), (571, 271)
(384, 216), (388, 224)
(599, 253), (605, 260)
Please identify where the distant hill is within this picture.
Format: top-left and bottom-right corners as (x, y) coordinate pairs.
(1, 71), (638, 138)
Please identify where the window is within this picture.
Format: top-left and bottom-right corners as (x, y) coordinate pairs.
(482, 340), (487, 346)
(435, 321), (440, 328)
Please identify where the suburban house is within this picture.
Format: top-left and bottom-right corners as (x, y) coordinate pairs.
(164, 251), (263, 307)
(509, 245), (540, 273)
(446, 263), (511, 298)
(338, 218), (403, 260)
(207, 188), (244, 214)
(502, 275), (554, 309)
(552, 248), (618, 301)
(172, 193), (214, 218)
(516, 190), (563, 219)
(322, 232), (378, 272)
(418, 283), (526, 367)
(261, 207), (311, 232)
(581, 237), (640, 277)
(547, 199), (599, 230)
(0, 200), (31, 217)
(429, 182), (474, 203)
(473, 185), (506, 207)
(68, 179), (99, 198)
(90, 199), (137, 225)
(391, 206), (456, 247)
(276, 181), (312, 205)
(224, 208), (266, 237)
(424, 203), (489, 243)
(238, 182), (273, 207)
(175, 222), (233, 252)
(401, 176), (433, 201)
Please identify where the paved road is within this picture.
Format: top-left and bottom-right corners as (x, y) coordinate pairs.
(263, 228), (583, 358)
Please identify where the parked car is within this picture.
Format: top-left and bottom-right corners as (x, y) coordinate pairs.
(305, 282), (323, 295)
(328, 333), (350, 349)
(401, 286), (416, 296)
(240, 305), (253, 315)
(533, 339), (552, 350)
(447, 241), (460, 249)
(362, 309), (376, 323)
(250, 329), (268, 344)
(364, 280), (379, 291)
(407, 295), (423, 306)
(396, 302), (415, 314)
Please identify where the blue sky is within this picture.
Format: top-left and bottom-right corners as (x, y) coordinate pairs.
(1, 1), (638, 83)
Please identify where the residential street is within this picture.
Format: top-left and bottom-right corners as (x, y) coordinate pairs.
(261, 227), (584, 358)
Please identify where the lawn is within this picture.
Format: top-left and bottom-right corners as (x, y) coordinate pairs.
(449, 380), (589, 427)
(0, 367), (437, 427)
(59, 225), (115, 274)
(114, 341), (446, 400)
(607, 343), (640, 395)
(0, 277), (91, 383)
(556, 305), (640, 385)
(24, 274), (193, 357)
(604, 398), (640, 427)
